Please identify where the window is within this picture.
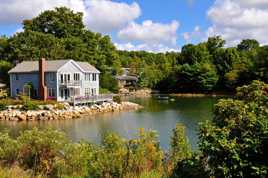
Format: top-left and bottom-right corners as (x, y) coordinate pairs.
(85, 88), (90, 96)
(91, 88), (96, 96)
(60, 74), (70, 83)
(47, 73), (55, 81)
(85, 73), (90, 81)
(74, 73), (80, 81)
(48, 88), (55, 97)
(16, 89), (19, 95)
(92, 73), (97, 81)
(74, 88), (80, 96)
(14, 74), (19, 80)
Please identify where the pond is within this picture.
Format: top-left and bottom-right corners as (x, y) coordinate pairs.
(0, 97), (218, 150)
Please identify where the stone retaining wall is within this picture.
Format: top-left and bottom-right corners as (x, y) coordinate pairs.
(0, 101), (142, 121)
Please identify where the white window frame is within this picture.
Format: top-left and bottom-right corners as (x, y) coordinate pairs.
(48, 88), (55, 97)
(74, 73), (80, 81)
(85, 73), (90, 81)
(92, 73), (97, 81)
(85, 88), (91, 96)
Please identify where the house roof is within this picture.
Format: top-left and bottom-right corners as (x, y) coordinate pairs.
(8, 60), (100, 73)
(116, 75), (138, 81)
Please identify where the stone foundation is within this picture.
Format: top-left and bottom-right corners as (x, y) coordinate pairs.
(0, 101), (142, 121)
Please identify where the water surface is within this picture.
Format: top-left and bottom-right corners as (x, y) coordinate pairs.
(0, 97), (218, 150)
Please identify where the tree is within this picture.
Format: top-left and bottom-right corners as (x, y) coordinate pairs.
(23, 7), (85, 38)
(0, 60), (12, 83)
(207, 36), (225, 54)
(199, 80), (268, 178)
(238, 39), (259, 51)
(255, 46), (268, 82)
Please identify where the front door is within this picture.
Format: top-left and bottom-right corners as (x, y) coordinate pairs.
(60, 88), (70, 100)
(64, 89), (69, 99)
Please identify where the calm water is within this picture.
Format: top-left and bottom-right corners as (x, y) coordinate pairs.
(0, 97), (218, 150)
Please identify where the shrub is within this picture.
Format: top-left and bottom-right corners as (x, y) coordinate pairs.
(19, 95), (38, 110)
(22, 101), (38, 110)
(17, 128), (68, 175)
(113, 95), (121, 104)
(0, 89), (8, 99)
(199, 80), (268, 178)
(0, 133), (19, 165)
(171, 154), (209, 178)
(0, 102), (7, 111)
(168, 124), (192, 174)
(0, 165), (31, 178)
(53, 103), (65, 110)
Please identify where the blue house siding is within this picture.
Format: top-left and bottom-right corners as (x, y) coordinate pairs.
(9, 60), (100, 101)
(10, 73), (39, 97)
(45, 72), (57, 99)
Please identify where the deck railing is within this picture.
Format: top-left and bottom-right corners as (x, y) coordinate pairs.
(71, 94), (114, 105)
(59, 80), (82, 87)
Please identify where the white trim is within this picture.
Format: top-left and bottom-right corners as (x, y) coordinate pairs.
(56, 60), (84, 73)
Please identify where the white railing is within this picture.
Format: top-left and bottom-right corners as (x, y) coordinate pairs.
(59, 80), (82, 87)
(71, 94), (114, 105)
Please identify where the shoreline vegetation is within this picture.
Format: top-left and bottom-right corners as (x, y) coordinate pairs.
(0, 80), (267, 178)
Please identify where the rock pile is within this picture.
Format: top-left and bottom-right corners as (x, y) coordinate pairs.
(0, 101), (142, 121)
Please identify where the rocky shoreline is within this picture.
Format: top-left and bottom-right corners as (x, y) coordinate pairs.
(0, 101), (142, 121)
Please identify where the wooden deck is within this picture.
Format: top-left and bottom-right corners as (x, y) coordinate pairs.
(70, 94), (114, 106)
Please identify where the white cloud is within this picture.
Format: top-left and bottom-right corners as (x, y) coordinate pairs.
(84, 0), (141, 33)
(118, 20), (179, 45)
(207, 0), (268, 46)
(0, 0), (141, 33)
(117, 20), (179, 52)
(115, 42), (179, 53)
(182, 25), (202, 43)
(0, 0), (85, 24)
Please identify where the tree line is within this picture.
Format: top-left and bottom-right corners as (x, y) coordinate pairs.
(0, 7), (267, 93)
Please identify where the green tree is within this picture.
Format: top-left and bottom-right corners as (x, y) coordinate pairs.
(207, 36), (225, 54)
(23, 7), (85, 38)
(255, 46), (268, 81)
(199, 80), (268, 178)
(238, 39), (259, 51)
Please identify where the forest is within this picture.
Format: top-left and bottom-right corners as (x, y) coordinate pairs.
(0, 7), (267, 94)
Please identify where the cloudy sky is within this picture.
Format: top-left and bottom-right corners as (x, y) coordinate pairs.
(0, 0), (267, 52)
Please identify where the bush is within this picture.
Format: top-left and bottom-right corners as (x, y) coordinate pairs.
(113, 95), (121, 104)
(0, 133), (19, 165)
(168, 124), (192, 174)
(19, 95), (38, 110)
(0, 89), (8, 99)
(16, 128), (68, 176)
(22, 101), (38, 110)
(171, 154), (209, 178)
(199, 80), (268, 178)
(53, 103), (65, 110)
(0, 165), (31, 178)
(0, 102), (7, 111)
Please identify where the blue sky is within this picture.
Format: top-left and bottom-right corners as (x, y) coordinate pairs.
(0, 0), (267, 52)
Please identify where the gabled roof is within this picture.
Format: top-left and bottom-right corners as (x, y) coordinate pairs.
(8, 59), (100, 74)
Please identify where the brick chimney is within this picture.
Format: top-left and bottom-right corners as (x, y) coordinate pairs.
(39, 58), (47, 101)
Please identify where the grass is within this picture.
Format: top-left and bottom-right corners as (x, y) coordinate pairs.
(0, 165), (32, 178)
(0, 98), (58, 106)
